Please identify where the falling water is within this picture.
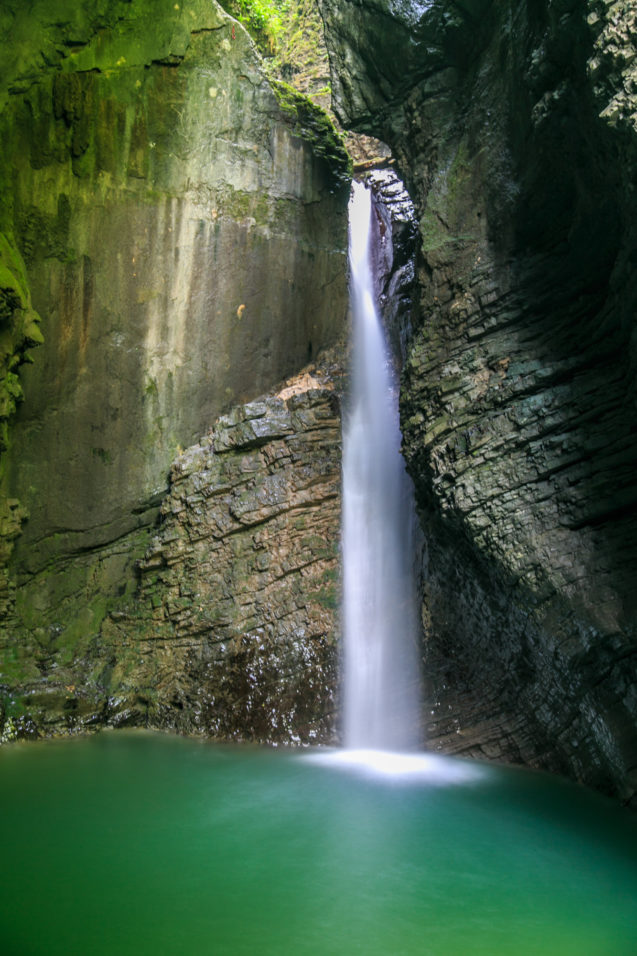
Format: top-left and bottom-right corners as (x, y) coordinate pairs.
(342, 180), (421, 751)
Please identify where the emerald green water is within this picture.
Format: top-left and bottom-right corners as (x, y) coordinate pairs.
(1, 732), (636, 955)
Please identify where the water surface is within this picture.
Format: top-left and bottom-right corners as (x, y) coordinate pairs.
(1, 732), (636, 955)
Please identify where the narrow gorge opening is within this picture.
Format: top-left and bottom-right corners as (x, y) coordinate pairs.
(2, 0), (637, 950)
(2, 133), (637, 956)
(342, 180), (421, 751)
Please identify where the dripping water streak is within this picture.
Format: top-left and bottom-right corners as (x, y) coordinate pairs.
(342, 181), (421, 751)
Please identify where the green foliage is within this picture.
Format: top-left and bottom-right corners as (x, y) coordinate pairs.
(239, 0), (288, 36)
(220, 0), (290, 53)
(270, 79), (352, 186)
(0, 234), (29, 310)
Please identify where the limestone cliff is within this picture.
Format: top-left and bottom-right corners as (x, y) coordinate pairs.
(320, 0), (637, 803)
(0, 0), (349, 734)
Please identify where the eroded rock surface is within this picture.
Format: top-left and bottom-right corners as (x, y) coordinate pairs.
(0, 0), (349, 706)
(1, 369), (343, 743)
(320, 0), (637, 802)
(103, 383), (342, 742)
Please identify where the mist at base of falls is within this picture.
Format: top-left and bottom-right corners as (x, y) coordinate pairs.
(342, 181), (422, 751)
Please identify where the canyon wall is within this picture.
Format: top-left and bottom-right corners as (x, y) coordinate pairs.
(103, 376), (342, 739)
(0, 0), (349, 734)
(3, 0), (636, 809)
(320, 0), (637, 803)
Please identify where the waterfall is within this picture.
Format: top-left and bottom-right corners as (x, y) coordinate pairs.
(342, 181), (421, 751)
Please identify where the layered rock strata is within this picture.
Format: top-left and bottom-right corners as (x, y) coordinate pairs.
(102, 379), (342, 742)
(0, 0), (349, 713)
(320, 0), (637, 803)
(2, 371), (343, 742)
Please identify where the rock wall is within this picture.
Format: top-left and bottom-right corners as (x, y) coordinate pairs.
(320, 0), (637, 803)
(367, 170), (418, 365)
(4, 366), (343, 741)
(103, 376), (342, 740)
(0, 0), (349, 731)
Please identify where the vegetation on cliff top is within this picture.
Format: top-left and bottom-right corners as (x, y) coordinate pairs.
(222, 0), (290, 51)
(218, 1), (316, 65)
(271, 78), (352, 185)
(217, 0), (351, 185)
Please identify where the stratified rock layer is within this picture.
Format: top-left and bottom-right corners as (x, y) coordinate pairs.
(1, 374), (342, 742)
(0, 0), (349, 705)
(320, 0), (637, 803)
(103, 383), (342, 741)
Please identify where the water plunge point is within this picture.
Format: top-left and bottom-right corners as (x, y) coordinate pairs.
(342, 181), (422, 752)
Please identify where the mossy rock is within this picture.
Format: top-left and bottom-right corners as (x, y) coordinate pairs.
(271, 79), (352, 187)
(0, 234), (42, 453)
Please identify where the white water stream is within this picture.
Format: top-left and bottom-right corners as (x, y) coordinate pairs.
(342, 181), (422, 750)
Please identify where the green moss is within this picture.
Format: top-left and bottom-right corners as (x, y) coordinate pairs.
(6, 524), (153, 691)
(312, 563), (339, 610)
(300, 534), (334, 558)
(215, 185), (280, 227)
(0, 372), (23, 419)
(420, 139), (479, 252)
(145, 378), (159, 398)
(270, 79), (352, 187)
(321, 566), (338, 584)
(0, 234), (42, 471)
(18, 193), (72, 264)
(218, 0), (289, 56)
(0, 237), (29, 309)
(91, 446), (113, 465)
(315, 585), (338, 610)
(265, 0), (332, 109)
(0, 641), (41, 684)
(1, 693), (29, 720)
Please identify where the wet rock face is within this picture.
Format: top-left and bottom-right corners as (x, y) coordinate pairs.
(102, 385), (342, 743)
(319, 0), (492, 133)
(367, 170), (418, 365)
(4, 2), (348, 558)
(0, 0), (348, 692)
(320, 0), (637, 802)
